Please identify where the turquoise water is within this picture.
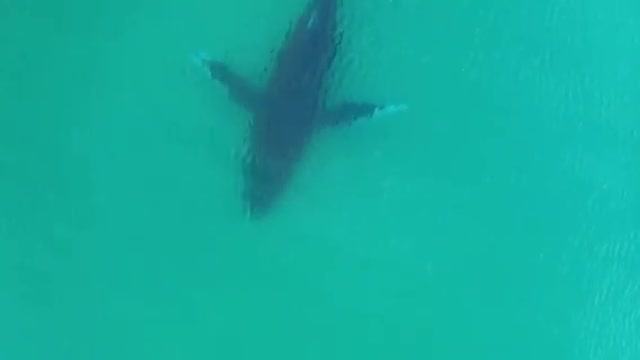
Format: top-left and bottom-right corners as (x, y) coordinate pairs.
(1, 0), (638, 359)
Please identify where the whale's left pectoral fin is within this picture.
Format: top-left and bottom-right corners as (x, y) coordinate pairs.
(322, 101), (408, 127)
(193, 51), (263, 114)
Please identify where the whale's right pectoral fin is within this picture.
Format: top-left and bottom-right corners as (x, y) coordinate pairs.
(322, 101), (409, 127)
(193, 51), (263, 113)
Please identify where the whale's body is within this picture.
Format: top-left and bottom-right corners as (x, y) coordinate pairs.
(195, 0), (407, 218)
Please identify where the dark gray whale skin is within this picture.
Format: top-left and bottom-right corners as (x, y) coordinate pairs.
(195, 0), (407, 219)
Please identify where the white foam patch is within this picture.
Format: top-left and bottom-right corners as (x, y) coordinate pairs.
(307, 10), (318, 29)
(373, 103), (409, 117)
(191, 50), (212, 70)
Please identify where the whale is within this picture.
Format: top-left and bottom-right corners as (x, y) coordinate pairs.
(194, 0), (407, 219)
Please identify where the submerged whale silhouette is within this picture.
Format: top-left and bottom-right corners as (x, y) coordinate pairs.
(194, 0), (407, 219)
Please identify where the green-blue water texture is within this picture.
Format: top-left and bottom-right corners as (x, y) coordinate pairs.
(1, 0), (638, 359)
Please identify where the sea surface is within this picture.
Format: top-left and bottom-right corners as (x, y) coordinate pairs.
(1, 0), (638, 359)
